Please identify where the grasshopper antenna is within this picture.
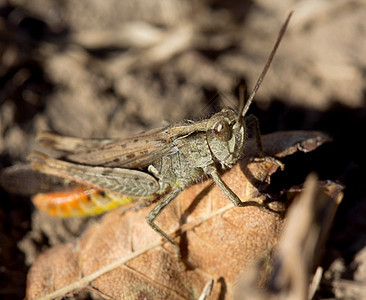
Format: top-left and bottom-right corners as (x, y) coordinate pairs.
(239, 11), (293, 121)
(237, 84), (247, 121)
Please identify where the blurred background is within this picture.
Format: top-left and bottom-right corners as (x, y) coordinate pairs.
(0, 0), (365, 298)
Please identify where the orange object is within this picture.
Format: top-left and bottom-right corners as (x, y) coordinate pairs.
(32, 186), (138, 217)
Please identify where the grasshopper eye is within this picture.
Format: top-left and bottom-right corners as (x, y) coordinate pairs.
(213, 120), (231, 142)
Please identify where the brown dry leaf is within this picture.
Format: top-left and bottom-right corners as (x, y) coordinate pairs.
(26, 131), (330, 300)
(233, 175), (344, 300)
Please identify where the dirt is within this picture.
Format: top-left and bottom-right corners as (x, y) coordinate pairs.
(0, 0), (365, 299)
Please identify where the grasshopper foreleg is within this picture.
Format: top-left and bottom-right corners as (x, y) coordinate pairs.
(211, 170), (267, 209)
(146, 187), (182, 260)
(245, 114), (285, 170)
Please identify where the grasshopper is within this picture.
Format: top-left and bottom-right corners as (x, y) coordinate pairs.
(4, 12), (292, 258)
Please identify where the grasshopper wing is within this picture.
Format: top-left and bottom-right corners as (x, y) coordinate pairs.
(0, 164), (75, 195)
(37, 128), (173, 169)
(37, 132), (115, 152)
(36, 120), (209, 169)
(28, 152), (160, 197)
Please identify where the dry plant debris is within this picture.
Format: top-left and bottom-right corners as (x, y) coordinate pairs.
(1, 1), (365, 299)
(234, 175), (343, 300)
(24, 131), (336, 300)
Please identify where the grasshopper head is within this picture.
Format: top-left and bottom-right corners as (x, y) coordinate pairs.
(206, 108), (245, 168)
(205, 12), (292, 169)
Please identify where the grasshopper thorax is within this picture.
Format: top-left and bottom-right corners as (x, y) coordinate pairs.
(206, 108), (245, 168)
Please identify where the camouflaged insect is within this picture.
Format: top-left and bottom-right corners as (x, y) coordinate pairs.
(18, 13), (292, 258)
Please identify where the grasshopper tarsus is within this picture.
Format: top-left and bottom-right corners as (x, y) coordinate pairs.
(253, 156), (285, 171)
